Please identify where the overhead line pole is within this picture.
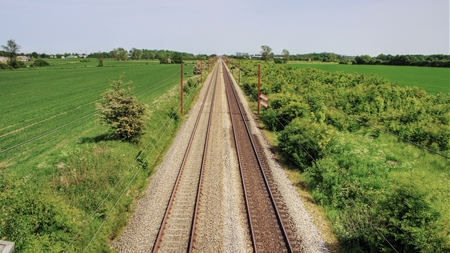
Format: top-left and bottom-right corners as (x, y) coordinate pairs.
(258, 64), (260, 117)
(180, 64), (183, 115)
(238, 58), (241, 84)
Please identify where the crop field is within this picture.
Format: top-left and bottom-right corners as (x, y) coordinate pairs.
(289, 62), (449, 95)
(0, 60), (200, 251)
(1, 61), (193, 173)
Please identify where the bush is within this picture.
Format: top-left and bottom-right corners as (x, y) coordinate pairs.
(0, 62), (12, 69)
(32, 58), (50, 67)
(96, 74), (146, 142)
(278, 117), (335, 169)
(274, 58), (283, 64)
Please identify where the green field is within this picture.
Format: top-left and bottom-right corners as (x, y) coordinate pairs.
(0, 59), (201, 251)
(289, 62), (449, 95)
(1, 59), (193, 173)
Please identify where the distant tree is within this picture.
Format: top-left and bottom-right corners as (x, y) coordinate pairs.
(1, 39), (21, 68)
(97, 74), (146, 142)
(116, 48), (128, 61)
(96, 52), (104, 67)
(156, 51), (166, 60)
(171, 52), (183, 64)
(131, 48), (142, 60)
(110, 49), (118, 60)
(31, 52), (39, 59)
(261, 45), (273, 62)
(282, 49), (290, 63)
(142, 50), (155, 60)
(32, 58), (50, 67)
(274, 58), (283, 64)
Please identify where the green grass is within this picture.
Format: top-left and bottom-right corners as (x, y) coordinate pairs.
(289, 62), (450, 95)
(0, 60), (202, 252)
(0, 62), (193, 172)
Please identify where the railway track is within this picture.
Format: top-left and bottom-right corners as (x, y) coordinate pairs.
(151, 60), (301, 252)
(222, 62), (301, 253)
(151, 63), (220, 252)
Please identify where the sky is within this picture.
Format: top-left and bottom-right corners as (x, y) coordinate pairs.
(1, 0), (449, 56)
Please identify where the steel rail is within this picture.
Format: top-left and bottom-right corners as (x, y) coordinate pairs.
(222, 62), (294, 253)
(188, 59), (219, 252)
(152, 63), (220, 253)
(223, 62), (258, 253)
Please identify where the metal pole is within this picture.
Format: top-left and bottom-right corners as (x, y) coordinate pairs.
(238, 58), (241, 84)
(258, 64), (260, 117)
(200, 60), (202, 83)
(231, 58), (233, 74)
(180, 64), (183, 115)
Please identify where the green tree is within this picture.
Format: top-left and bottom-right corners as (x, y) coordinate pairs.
(142, 50), (155, 60)
(261, 45), (273, 62)
(282, 49), (290, 63)
(1, 39), (21, 68)
(117, 48), (128, 61)
(130, 48), (142, 60)
(171, 52), (183, 64)
(97, 74), (146, 142)
(96, 52), (104, 67)
(110, 49), (118, 60)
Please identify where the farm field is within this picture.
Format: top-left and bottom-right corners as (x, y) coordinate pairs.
(289, 62), (450, 95)
(0, 60), (201, 251)
(1, 60), (193, 173)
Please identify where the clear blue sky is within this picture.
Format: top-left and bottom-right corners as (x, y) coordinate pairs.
(1, 0), (449, 56)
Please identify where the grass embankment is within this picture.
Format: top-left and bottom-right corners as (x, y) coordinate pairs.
(289, 61), (450, 95)
(234, 60), (450, 252)
(0, 60), (204, 252)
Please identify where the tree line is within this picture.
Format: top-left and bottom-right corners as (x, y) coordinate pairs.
(354, 54), (450, 67)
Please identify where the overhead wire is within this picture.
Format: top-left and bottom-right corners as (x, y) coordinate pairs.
(65, 72), (204, 252)
(233, 62), (405, 251)
(0, 69), (182, 155)
(261, 105), (403, 252)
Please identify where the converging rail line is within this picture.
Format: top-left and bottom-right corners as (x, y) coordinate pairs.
(152, 60), (301, 252)
(222, 62), (300, 253)
(151, 63), (220, 252)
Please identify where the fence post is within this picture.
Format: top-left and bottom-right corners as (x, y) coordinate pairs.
(238, 58), (241, 84)
(180, 64), (183, 115)
(258, 64), (260, 117)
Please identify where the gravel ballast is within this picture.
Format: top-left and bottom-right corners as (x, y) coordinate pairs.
(112, 61), (328, 252)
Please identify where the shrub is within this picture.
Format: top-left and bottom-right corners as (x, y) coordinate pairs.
(0, 62), (12, 69)
(96, 74), (146, 142)
(278, 117), (335, 169)
(32, 58), (50, 67)
(274, 58), (283, 64)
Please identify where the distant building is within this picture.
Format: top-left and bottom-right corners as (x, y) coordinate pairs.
(0, 56), (8, 63)
(17, 56), (31, 62)
(61, 56), (65, 59)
